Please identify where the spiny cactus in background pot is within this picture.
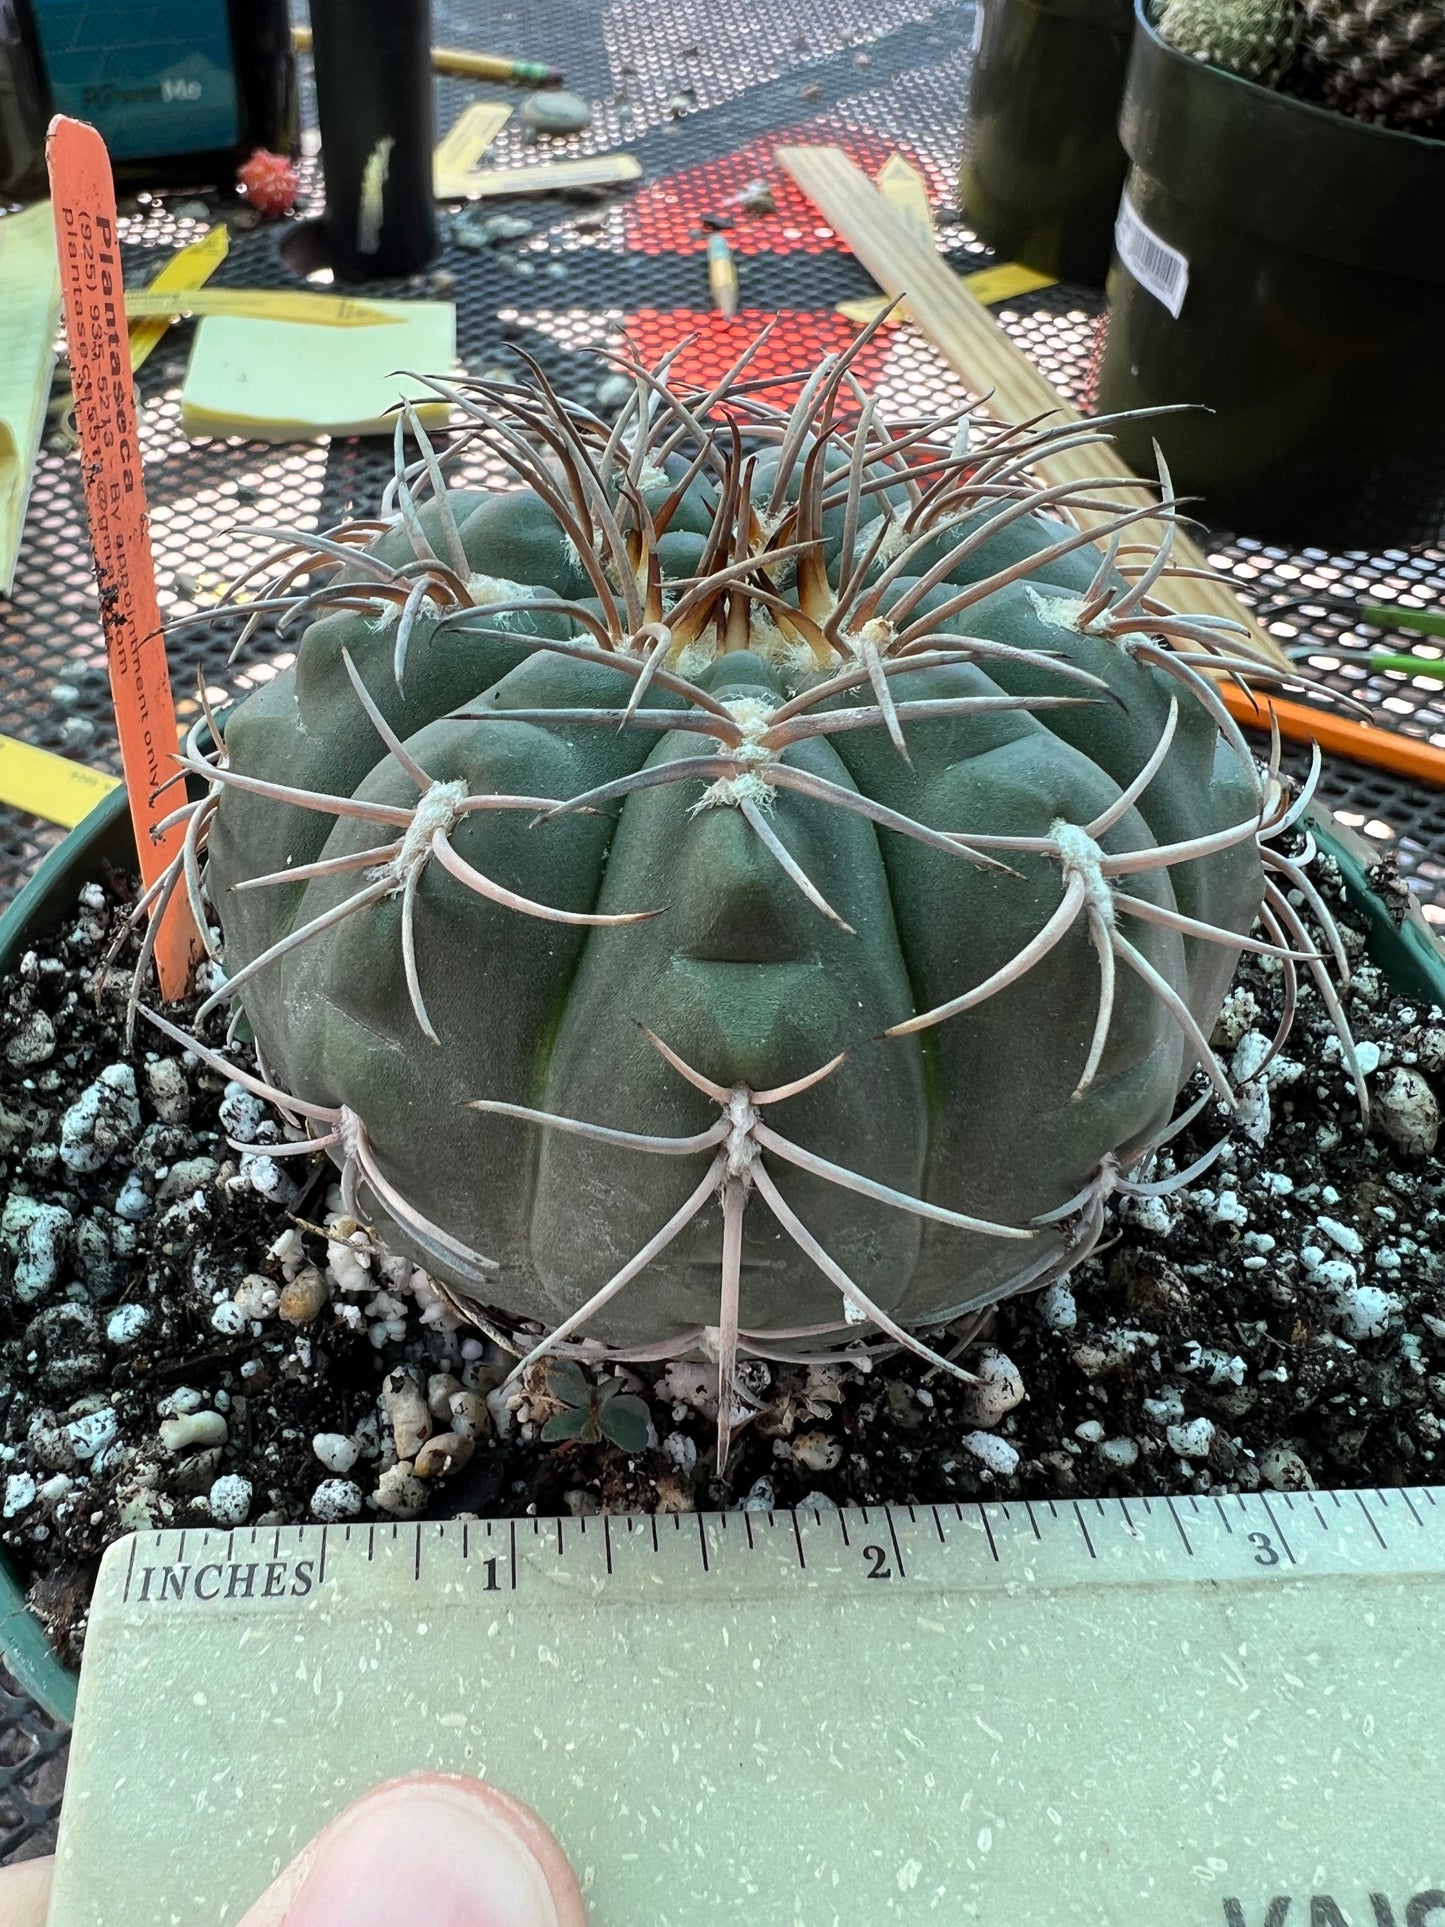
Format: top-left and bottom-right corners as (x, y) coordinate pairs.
(138, 337), (1357, 1463)
(1154, 0), (1300, 82)
(1155, 0), (1445, 132)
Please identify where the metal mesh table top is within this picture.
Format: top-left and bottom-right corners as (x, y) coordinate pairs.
(0, 0), (1442, 1862)
(2, 0), (1443, 923)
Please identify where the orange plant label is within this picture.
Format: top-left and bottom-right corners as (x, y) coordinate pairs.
(46, 116), (199, 998)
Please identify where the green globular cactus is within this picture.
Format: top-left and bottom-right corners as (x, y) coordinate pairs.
(149, 339), (1352, 1461)
(1155, 0), (1302, 81)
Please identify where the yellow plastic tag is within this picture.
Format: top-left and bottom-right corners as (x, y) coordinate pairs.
(129, 224), (230, 370)
(434, 102), (513, 198)
(0, 732), (121, 830)
(123, 288), (402, 327)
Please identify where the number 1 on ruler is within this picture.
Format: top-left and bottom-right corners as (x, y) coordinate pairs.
(46, 115), (199, 998)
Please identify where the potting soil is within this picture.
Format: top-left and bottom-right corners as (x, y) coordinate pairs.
(0, 842), (1440, 1670)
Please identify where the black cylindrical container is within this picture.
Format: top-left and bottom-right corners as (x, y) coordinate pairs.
(309, 0), (438, 282)
(0, 0), (297, 199)
(958, 0), (1134, 287)
(1094, 0), (1445, 547)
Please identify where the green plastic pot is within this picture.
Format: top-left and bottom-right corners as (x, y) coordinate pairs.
(1093, 1), (1445, 548)
(958, 0), (1135, 287)
(1, 784), (1443, 1720)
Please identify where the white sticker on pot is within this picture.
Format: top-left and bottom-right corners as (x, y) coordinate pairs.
(1114, 194), (1189, 319)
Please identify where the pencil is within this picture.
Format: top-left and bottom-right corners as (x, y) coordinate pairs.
(1221, 684), (1445, 791)
(291, 27), (563, 87)
(707, 231), (739, 317)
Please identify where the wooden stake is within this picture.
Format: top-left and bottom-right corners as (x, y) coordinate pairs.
(775, 145), (1289, 670)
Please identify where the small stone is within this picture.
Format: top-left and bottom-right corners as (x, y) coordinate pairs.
(156, 1155), (219, 1203)
(144, 1056), (191, 1123)
(1166, 1418), (1215, 1461)
(1353, 1040), (1382, 1078)
(1098, 1437), (1139, 1469)
(372, 1463), (427, 1518)
(1074, 1419), (1105, 1444)
(448, 1390), (491, 1441)
(1260, 1445), (1313, 1491)
(451, 207), (537, 251)
(740, 1477), (776, 1511)
(23, 1303), (105, 1395)
(312, 1432), (360, 1475)
(278, 1267), (329, 1324)
(65, 1407), (117, 1462)
(208, 1474), (252, 1526)
(960, 1431), (1020, 1478)
(790, 1430), (841, 1473)
(957, 1348), (1025, 1428)
(160, 1411), (229, 1453)
(414, 1430), (474, 1479)
(1374, 1067), (1439, 1157)
(381, 1370), (431, 1461)
(521, 90), (592, 135)
(427, 1373), (463, 1420)
(233, 1274), (279, 1321)
(312, 1479), (364, 1523)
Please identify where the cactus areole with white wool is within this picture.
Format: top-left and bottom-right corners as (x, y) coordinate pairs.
(157, 340), (1339, 1422)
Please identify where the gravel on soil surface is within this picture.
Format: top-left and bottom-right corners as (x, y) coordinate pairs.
(0, 845), (1440, 1667)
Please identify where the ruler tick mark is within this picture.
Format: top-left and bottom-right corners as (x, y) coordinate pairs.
(124, 1535), (138, 1604)
(1257, 1494), (1296, 1565)
(1212, 1497), (1233, 1534)
(885, 1507), (906, 1581)
(836, 1512), (850, 1549)
(743, 1513), (755, 1551)
(649, 1516), (659, 1554)
(791, 1511), (806, 1571)
(1165, 1498), (1193, 1556)
(603, 1518), (613, 1576)
(414, 1532), (422, 1583)
(1023, 1501), (1041, 1542)
(931, 1506), (946, 1545)
(1356, 1491), (1388, 1550)
(1402, 1490), (1424, 1530)
(509, 1520), (518, 1593)
(1072, 1503), (1097, 1560)
(980, 1507), (999, 1563)
(697, 1514), (710, 1575)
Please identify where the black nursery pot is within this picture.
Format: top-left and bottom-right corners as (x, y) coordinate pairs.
(1093, 0), (1445, 548)
(958, 0), (1135, 287)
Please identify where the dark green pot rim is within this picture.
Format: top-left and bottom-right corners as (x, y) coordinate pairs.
(2, 781), (1442, 1723)
(1121, 0), (1445, 279)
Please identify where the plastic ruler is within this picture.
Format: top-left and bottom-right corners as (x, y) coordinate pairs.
(48, 1490), (1445, 1925)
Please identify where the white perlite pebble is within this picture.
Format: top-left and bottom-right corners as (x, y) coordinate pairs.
(241, 1155), (299, 1205)
(311, 1479), (364, 1523)
(66, 1408), (117, 1461)
(1037, 1283), (1077, 1331)
(740, 1477), (776, 1512)
(59, 1064), (140, 1172)
(1316, 1215), (1363, 1257)
(957, 1348), (1025, 1429)
(1, 1197), (72, 1303)
(1098, 1437), (1139, 1469)
(960, 1431), (1020, 1478)
(208, 1475), (252, 1526)
(113, 1171), (151, 1222)
(1074, 1419), (1105, 1444)
(1373, 1067), (1440, 1157)
(1143, 1386), (1185, 1425)
(106, 1302), (151, 1346)
(1231, 1030), (1272, 1085)
(1166, 1418), (1215, 1461)
(1126, 1194), (1176, 1238)
(312, 1432), (360, 1474)
(234, 1275), (279, 1321)
(1353, 1040), (1382, 1078)
(210, 1300), (248, 1336)
(218, 1083), (267, 1143)
(3, 1473), (36, 1517)
(1208, 1190), (1248, 1229)
(1328, 1283), (1398, 1342)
